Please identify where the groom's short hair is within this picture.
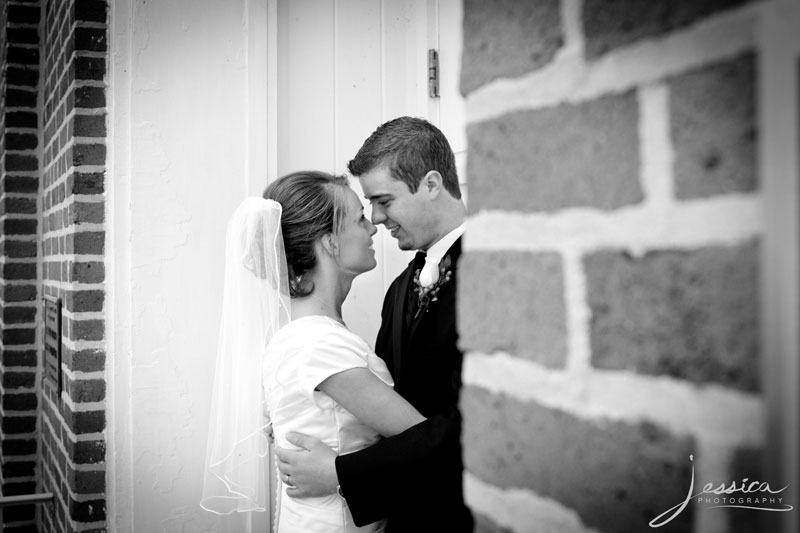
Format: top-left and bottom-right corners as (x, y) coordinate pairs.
(348, 116), (461, 199)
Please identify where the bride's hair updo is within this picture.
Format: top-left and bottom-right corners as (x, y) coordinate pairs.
(263, 171), (350, 298)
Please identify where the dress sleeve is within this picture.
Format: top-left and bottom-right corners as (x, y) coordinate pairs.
(296, 325), (372, 408)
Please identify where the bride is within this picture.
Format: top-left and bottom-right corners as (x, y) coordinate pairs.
(201, 171), (425, 532)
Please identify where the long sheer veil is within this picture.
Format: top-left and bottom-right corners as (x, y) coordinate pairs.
(201, 197), (289, 519)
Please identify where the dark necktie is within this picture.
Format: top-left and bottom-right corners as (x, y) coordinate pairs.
(405, 251), (426, 325)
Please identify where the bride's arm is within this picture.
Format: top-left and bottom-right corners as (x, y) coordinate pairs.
(318, 368), (425, 437)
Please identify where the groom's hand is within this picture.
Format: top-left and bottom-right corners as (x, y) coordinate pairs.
(275, 432), (338, 498)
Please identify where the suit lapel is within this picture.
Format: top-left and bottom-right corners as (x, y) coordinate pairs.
(392, 255), (422, 383)
(407, 238), (462, 346)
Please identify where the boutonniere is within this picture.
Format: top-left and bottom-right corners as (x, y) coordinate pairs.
(412, 255), (453, 319)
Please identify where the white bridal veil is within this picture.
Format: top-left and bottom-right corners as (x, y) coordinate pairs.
(201, 198), (289, 519)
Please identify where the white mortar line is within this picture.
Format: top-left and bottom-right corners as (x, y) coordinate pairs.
(466, 1), (761, 124)
(464, 352), (764, 447)
(693, 442), (733, 533)
(638, 83), (675, 209)
(464, 472), (599, 533)
(60, 393), (106, 412)
(562, 248), (592, 374)
(465, 193), (762, 254)
(559, 0), (585, 60)
(61, 366), (105, 381)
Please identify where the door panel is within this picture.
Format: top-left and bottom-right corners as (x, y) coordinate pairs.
(275, 0), (464, 346)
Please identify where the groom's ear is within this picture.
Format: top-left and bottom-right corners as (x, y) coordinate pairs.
(422, 171), (443, 198)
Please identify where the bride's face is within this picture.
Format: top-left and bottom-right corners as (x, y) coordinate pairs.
(333, 187), (378, 275)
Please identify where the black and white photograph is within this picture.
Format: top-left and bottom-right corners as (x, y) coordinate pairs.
(0, 1), (797, 532)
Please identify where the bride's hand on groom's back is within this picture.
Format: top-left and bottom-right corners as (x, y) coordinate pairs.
(275, 432), (339, 498)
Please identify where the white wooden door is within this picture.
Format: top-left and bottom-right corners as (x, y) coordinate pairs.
(273, 0), (465, 346)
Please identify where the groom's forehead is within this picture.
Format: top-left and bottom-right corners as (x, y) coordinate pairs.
(360, 173), (408, 198)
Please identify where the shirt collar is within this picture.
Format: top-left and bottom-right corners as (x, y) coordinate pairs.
(423, 223), (465, 261)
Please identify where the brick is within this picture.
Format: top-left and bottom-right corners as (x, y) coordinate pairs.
(1, 414), (37, 434)
(46, 260), (65, 282)
(1, 370), (36, 389)
(461, 0), (563, 95)
(585, 241), (759, 391)
(2, 219), (38, 235)
(70, 201), (105, 224)
(2, 305), (37, 324)
(462, 386), (695, 532)
(2, 392), (37, 411)
(73, 143), (106, 166)
(670, 53), (757, 199)
(6, 45), (39, 65)
(2, 262), (36, 280)
(459, 251), (567, 367)
(8, 4), (41, 24)
(5, 111), (38, 128)
(65, 377), (106, 403)
(6, 66), (39, 87)
(75, 56), (106, 81)
(74, 114), (107, 137)
(70, 319), (105, 341)
(70, 496), (107, 522)
(0, 349), (37, 366)
(3, 176), (39, 195)
(7, 27), (39, 44)
(1, 460), (36, 478)
(62, 347), (105, 373)
(5, 88), (38, 107)
(0, 240), (38, 259)
(69, 171), (105, 194)
(75, 27), (107, 52)
(0, 480), (36, 496)
(66, 439), (105, 465)
(71, 261), (105, 283)
(68, 467), (106, 495)
(4, 154), (38, 171)
(467, 91), (642, 213)
(76, 0), (108, 23)
(75, 86), (106, 108)
(64, 408), (105, 435)
(67, 289), (105, 312)
(71, 232), (105, 255)
(2, 327), (36, 345)
(1, 503), (36, 524)
(2, 439), (36, 456)
(583, 0), (753, 59)
(4, 133), (38, 151)
(1, 197), (38, 215)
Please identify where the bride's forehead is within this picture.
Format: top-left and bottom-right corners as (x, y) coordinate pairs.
(341, 187), (363, 209)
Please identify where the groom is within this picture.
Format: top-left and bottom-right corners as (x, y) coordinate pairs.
(275, 116), (473, 532)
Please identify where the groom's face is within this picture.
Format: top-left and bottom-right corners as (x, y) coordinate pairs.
(359, 166), (434, 251)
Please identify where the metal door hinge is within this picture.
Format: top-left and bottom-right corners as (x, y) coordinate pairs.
(428, 49), (439, 98)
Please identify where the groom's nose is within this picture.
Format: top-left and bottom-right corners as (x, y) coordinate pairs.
(371, 205), (387, 225)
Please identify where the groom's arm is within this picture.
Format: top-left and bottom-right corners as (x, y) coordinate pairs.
(335, 412), (457, 526)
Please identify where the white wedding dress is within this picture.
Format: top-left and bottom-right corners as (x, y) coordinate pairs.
(263, 315), (391, 533)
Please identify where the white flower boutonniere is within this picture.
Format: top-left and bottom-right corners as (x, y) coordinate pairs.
(412, 255), (453, 320)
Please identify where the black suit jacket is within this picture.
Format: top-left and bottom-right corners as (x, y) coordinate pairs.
(336, 237), (474, 532)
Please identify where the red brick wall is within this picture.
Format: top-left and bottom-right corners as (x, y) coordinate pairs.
(1, 0), (42, 530)
(38, 0), (108, 531)
(459, 0), (772, 532)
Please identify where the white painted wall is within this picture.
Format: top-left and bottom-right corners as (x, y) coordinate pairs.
(108, 0), (271, 530)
